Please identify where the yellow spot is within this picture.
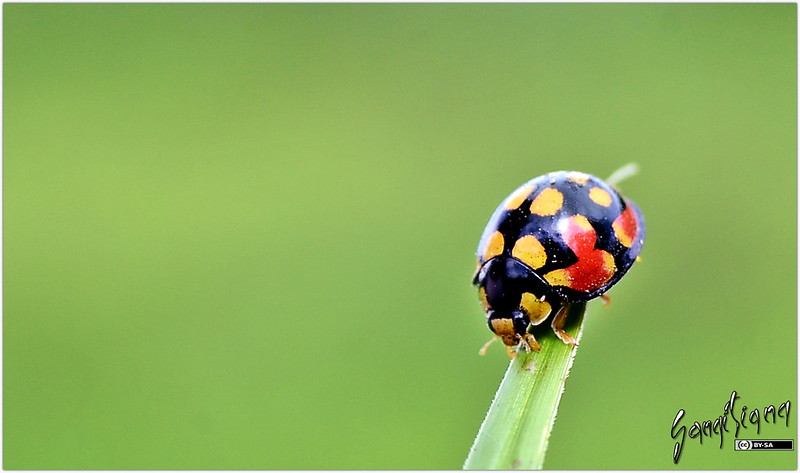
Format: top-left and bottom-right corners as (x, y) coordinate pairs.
(503, 183), (535, 210)
(479, 287), (490, 312)
(601, 250), (617, 274)
(544, 268), (571, 287)
(530, 188), (564, 216)
(589, 187), (612, 207)
(567, 172), (590, 185)
(636, 256), (643, 262)
(520, 292), (552, 324)
(512, 235), (547, 269)
(571, 214), (593, 231)
(483, 231), (505, 261)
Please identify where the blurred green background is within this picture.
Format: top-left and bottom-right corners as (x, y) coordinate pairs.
(4, 3), (796, 470)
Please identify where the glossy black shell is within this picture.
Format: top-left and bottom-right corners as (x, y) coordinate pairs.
(474, 170), (645, 304)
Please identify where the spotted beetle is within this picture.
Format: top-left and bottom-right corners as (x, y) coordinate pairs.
(473, 170), (645, 356)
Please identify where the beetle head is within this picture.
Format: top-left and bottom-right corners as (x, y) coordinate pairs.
(486, 309), (529, 346)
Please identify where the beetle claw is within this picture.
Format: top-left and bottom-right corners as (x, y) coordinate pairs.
(551, 304), (579, 346)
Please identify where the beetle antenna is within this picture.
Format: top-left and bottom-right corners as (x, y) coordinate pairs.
(478, 335), (499, 356)
(606, 162), (639, 187)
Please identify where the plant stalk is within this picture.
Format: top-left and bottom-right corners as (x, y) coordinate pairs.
(463, 302), (587, 470)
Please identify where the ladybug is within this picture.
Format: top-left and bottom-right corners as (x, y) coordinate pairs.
(473, 170), (645, 356)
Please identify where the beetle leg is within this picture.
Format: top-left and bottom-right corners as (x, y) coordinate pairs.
(505, 345), (517, 359)
(600, 294), (612, 306)
(521, 333), (541, 352)
(478, 335), (499, 356)
(551, 304), (579, 346)
(518, 334), (531, 353)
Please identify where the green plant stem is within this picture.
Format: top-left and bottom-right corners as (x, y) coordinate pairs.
(463, 302), (587, 470)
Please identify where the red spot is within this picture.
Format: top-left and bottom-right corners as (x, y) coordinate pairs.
(560, 216), (615, 292)
(613, 207), (638, 247)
